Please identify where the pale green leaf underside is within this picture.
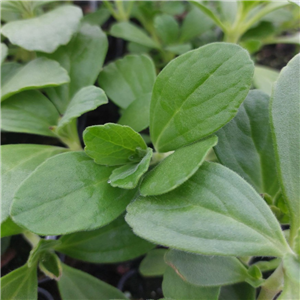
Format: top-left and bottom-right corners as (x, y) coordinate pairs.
(84, 123), (147, 166)
(140, 136), (218, 196)
(162, 267), (220, 300)
(1, 90), (60, 137)
(99, 54), (156, 109)
(271, 54), (300, 233)
(58, 264), (127, 300)
(11, 152), (136, 235)
(1, 264), (37, 300)
(126, 162), (288, 257)
(109, 148), (153, 189)
(165, 250), (250, 287)
(150, 42), (254, 152)
(215, 90), (279, 197)
(139, 249), (168, 277)
(1, 43), (8, 64)
(1, 57), (69, 101)
(253, 65), (279, 95)
(56, 215), (154, 264)
(110, 22), (159, 49)
(57, 86), (108, 133)
(1, 144), (67, 223)
(1, 5), (82, 53)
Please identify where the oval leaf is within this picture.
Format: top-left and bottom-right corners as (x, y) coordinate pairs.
(253, 65), (279, 95)
(126, 162), (289, 257)
(150, 42), (254, 152)
(11, 152), (136, 235)
(84, 123), (147, 166)
(139, 249), (168, 277)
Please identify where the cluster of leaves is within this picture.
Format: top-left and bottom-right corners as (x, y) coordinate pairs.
(1, 1), (300, 300)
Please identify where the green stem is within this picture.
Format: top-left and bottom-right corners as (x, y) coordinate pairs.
(23, 231), (40, 248)
(103, 1), (119, 20)
(115, 1), (128, 21)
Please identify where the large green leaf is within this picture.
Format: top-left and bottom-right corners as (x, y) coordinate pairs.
(126, 162), (289, 257)
(58, 263), (127, 300)
(55, 215), (154, 263)
(271, 54), (300, 240)
(253, 65), (279, 95)
(140, 136), (217, 196)
(219, 282), (256, 300)
(56, 86), (108, 134)
(118, 93), (152, 132)
(162, 267), (220, 300)
(98, 54), (156, 109)
(1, 264), (37, 300)
(1, 5), (82, 53)
(84, 123), (147, 166)
(139, 249), (168, 277)
(165, 250), (250, 287)
(1, 144), (67, 223)
(109, 148), (153, 189)
(154, 14), (179, 45)
(1, 57), (69, 101)
(44, 23), (108, 114)
(11, 152), (136, 235)
(150, 43), (254, 152)
(1, 90), (60, 137)
(215, 90), (279, 197)
(110, 22), (159, 49)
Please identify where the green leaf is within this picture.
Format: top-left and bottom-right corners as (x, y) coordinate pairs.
(110, 21), (159, 49)
(84, 123), (147, 166)
(82, 8), (110, 26)
(160, 1), (186, 15)
(140, 136), (217, 196)
(58, 263), (127, 300)
(162, 267), (220, 300)
(1, 144), (67, 223)
(180, 7), (214, 42)
(253, 65), (279, 95)
(1, 57), (69, 101)
(126, 162), (289, 257)
(283, 253), (300, 284)
(1, 5), (82, 53)
(118, 93), (152, 132)
(150, 42), (254, 152)
(154, 14), (179, 45)
(1, 43), (8, 64)
(56, 86), (108, 134)
(165, 250), (251, 287)
(278, 271), (300, 300)
(219, 282), (256, 300)
(139, 249), (168, 277)
(164, 43), (192, 55)
(215, 90), (279, 197)
(39, 252), (62, 280)
(271, 54), (300, 240)
(43, 23), (108, 114)
(55, 215), (154, 263)
(11, 152), (137, 235)
(1, 90), (60, 137)
(99, 54), (156, 109)
(1, 264), (37, 300)
(1, 217), (24, 238)
(109, 148), (153, 189)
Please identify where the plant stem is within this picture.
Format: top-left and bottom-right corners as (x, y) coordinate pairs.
(115, 1), (128, 21)
(23, 231), (40, 248)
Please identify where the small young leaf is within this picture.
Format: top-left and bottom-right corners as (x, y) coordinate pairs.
(271, 54), (300, 240)
(139, 249), (168, 277)
(99, 54), (156, 109)
(109, 148), (153, 189)
(140, 136), (218, 196)
(1, 57), (69, 101)
(1, 90), (60, 137)
(150, 42), (254, 152)
(39, 252), (62, 280)
(165, 250), (250, 287)
(253, 65), (279, 95)
(55, 215), (154, 263)
(11, 152), (137, 235)
(219, 282), (256, 300)
(1, 144), (67, 222)
(1, 264), (37, 300)
(215, 90), (279, 197)
(1, 5), (82, 53)
(162, 267), (220, 300)
(57, 86), (108, 133)
(58, 263), (127, 299)
(84, 123), (147, 166)
(154, 14), (179, 45)
(164, 43), (192, 55)
(110, 22), (159, 49)
(126, 162), (289, 257)
(82, 8), (110, 26)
